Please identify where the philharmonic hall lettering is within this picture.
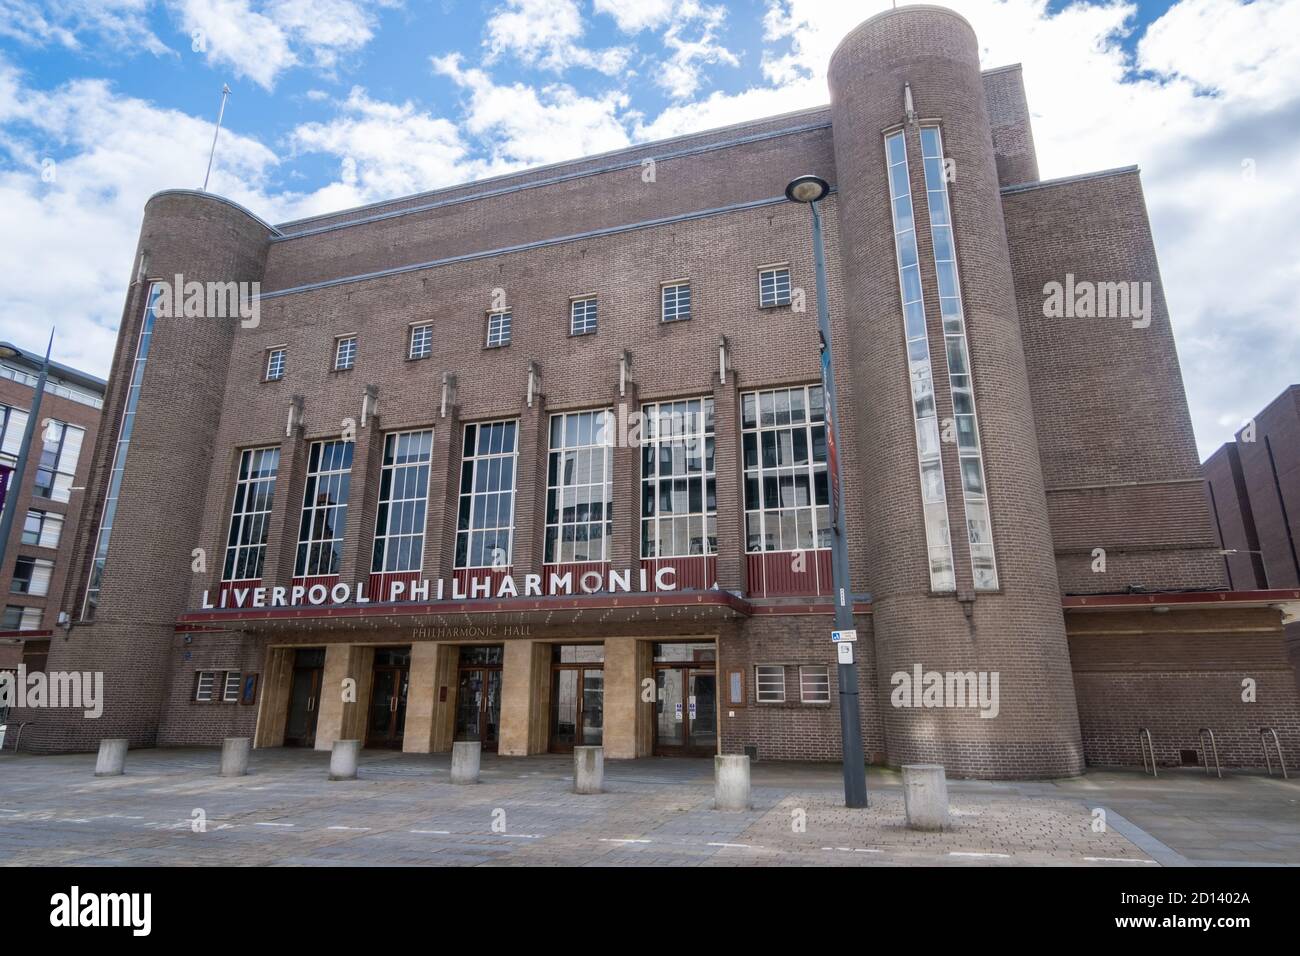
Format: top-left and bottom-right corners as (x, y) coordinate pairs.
(202, 566), (679, 610)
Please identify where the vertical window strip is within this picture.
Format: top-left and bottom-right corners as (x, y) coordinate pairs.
(82, 281), (161, 619)
(545, 409), (614, 564)
(640, 398), (716, 558)
(741, 384), (830, 553)
(455, 420), (518, 568)
(372, 429), (433, 573)
(920, 126), (998, 590)
(222, 447), (280, 581)
(885, 130), (956, 592)
(294, 439), (354, 577)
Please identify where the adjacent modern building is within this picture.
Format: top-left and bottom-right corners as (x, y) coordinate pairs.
(14, 6), (1299, 776)
(0, 342), (105, 679)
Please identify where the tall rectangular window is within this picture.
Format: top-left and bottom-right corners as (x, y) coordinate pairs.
(372, 429), (433, 573)
(455, 420), (518, 569)
(11, 556), (53, 596)
(742, 385), (829, 553)
(885, 129), (955, 592)
(758, 266), (792, 307)
(195, 671), (216, 702)
(661, 282), (691, 323)
(545, 409), (614, 564)
(333, 336), (357, 371)
(22, 510), (63, 549)
(921, 125), (998, 590)
(34, 421), (84, 502)
(223, 447), (280, 582)
(486, 311), (512, 348)
(0, 403), (30, 468)
(83, 282), (160, 619)
(570, 297), (597, 336)
(640, 398), (716, 557)
(294, 440), (354, 577)
(265, 347), (285, 381)
(223, 671), (242, 703)
(409, 324), (433, 359)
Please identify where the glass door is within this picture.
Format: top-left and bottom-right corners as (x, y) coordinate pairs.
(652, 642), (717, 756)
(283, 648), (325, 747)
(549, 644), (605, 751)
(366, 647), (411, 748)
(455, 645), (503, 751)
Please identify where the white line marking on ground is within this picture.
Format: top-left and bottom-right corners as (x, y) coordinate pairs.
(409, 830), (451, 835)
(707, 842), (762, 849)
(327, 826), (371, 831)
(253, 822), (295, 828)
(601, 838), (651, 844)
(822, 846), (882, 854)
(949, 851), (1010, 859)
(0, 809), (19, 813)
(501, 833), (540, 839)
(1083, 856), (1157, 864)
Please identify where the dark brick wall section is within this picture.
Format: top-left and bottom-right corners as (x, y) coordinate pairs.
(981, 64), (1039, 187)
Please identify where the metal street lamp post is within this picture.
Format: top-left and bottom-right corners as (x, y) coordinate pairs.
(0, 332), (54, 579)
(785, 175), (868, 808)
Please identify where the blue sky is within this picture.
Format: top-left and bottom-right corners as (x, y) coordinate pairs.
(1, 0), (1297, 458)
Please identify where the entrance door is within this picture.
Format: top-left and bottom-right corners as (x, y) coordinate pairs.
(283, 648), (325, 747)
(549, 644), (605, 751)
(366, 647), (411, 748)
(454, 645), (503, 751)
(652, 642), (717, 756)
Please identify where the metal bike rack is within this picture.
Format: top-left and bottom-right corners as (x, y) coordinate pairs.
(1197, 728), (1222, 778)
(1139, 728), (1157, 777)
(1260, 727), (1289, 779)
(4, 720), (32, 753)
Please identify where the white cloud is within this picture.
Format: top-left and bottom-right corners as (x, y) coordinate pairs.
(433, 52), (632, 167)
(174, 0), (395, 90)
(0, 0), (170, 55)
(656, 1), (739, 99)
(594, 0), (676, 33)
(484, 0), (631, 75)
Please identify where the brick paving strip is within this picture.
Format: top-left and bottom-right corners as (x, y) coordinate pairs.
(0, 749), (1293, 867)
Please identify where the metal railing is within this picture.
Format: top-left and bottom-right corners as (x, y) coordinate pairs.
(1197, 728), (1222, 779)
(1139, 727), (1157, 777)
(1260, 727), (1289, 779)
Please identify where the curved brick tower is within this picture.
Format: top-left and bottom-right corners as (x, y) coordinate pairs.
(828, 7), (1084, 776)
(28, 191), (273, 751)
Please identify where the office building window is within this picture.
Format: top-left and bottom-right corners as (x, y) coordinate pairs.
(223, 671), (242, 703)
(800, 665), (831, 703)
(294, 440), (354, 577)
(661, 282), (691, 323)
(570, 297), (598, 336)
(640, 398), (716, 558)
(22, 510), (63, 549)
(758, 266), (792, 307)
(3, 605), (41, 630)
(83, 281), (161, 620)
(755, 664), (785, 703)
(486, 311), (512, 348)
(409, 323), (433, 359)
(223, 447), (280, 582)
(0, 403), (30, 468)
(194, 671), (216, 702)
(885, 128), (955, 592)
(372, 429), (434, 573)
(333, 335), (357, 371)
(455, 420), (518, 569)
(921, 124), (998, 591)
(545, 409), (614, 564)
(33, 421), (83, 503)
(11, 556), (53, 596)
(265, 347), (286, 381)
(742, 384), (829, 553)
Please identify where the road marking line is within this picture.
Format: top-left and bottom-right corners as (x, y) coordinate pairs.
(254, 822), (295, 827)
(327, 826), (370, 831)
(409, 830), (451, 835)
(501, 833), (540, 839)
(1083, 856), (1157, 864)
(822, 846), (882, 854)
(949, 851), (1010, 858)
(707, 842), (762, 849)
(601, 838), (650, 844)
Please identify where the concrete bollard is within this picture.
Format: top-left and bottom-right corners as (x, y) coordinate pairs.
(220, 737), (251, 777)
(450, 740), (481, 785)
(714, 754), (751, 811)
(573, 746), (604, 794)
(94, 738), (128, 777)
(328, 739), (361, 781)
(902, 763), (949, 831)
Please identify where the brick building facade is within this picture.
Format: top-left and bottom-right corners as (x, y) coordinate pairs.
(14, 6), (1300, 776)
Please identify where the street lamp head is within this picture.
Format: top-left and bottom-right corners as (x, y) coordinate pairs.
(0, 344), (22, 361)
(785, 174), (829, 204)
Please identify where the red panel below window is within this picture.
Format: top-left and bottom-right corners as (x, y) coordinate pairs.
(641, 555), (716, 592)
(452, 567), (515, 599)
(217, 579), (261, 608)
(543, 561), (611, 595)
(368, 571), (424, 603)
(746, 550), (832, 598)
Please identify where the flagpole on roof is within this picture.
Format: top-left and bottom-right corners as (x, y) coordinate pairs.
(202, 84), (232, 193)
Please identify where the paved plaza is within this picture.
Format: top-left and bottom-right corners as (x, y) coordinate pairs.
(0, 748), (1296, 866)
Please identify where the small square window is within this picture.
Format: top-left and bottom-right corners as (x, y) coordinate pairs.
(3, 605), (41, 630)
(800, 665), (831, 703)
(11, 556), (52, 597)
(570, 297), (597, 335)
(486, 311), (512, 348)
(195, 671), (216, 702)
(409, 324), (433, 359)
(223, 671), (242, 703)
(759, 267), (792, 307)
(334, 336), (357, 371)
(662, 283), (691, 323)
(266, 348), (286, 380)
(755, 664), (785, 703)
